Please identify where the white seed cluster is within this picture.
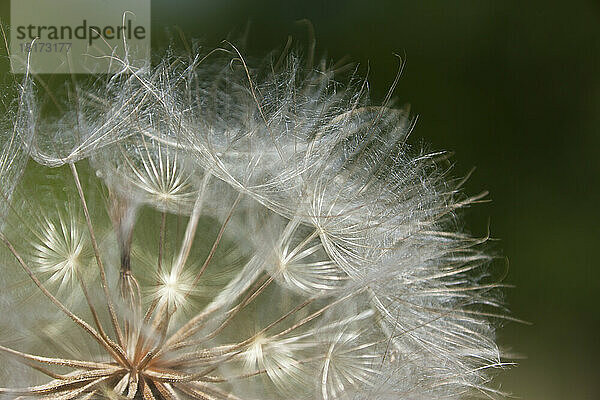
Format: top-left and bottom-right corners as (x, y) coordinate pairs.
(0, 45), (509, 399)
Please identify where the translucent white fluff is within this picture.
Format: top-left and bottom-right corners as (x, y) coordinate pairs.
(0, 45), (510, 399)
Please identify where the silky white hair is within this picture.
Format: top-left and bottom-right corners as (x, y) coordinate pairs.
(0, 43), (511, 399)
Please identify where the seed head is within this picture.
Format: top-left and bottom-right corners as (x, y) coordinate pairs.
(0, 44), (510, 399)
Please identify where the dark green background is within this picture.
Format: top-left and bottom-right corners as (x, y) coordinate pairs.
(1, 1), (598, 399)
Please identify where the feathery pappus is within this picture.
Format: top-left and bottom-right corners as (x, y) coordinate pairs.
(0, 42), (512, 399)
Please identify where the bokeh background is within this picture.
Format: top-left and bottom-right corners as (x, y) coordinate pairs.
(1, 1), (598, 399)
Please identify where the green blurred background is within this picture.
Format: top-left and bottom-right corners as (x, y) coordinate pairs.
(1, 1), (598, 398)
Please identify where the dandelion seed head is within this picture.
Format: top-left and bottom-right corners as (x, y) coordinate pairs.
(154, 269), (195, 309)
(268, 223), (347, 295)
(96, 136), (198, 214)
(0, 44), (510, 400)
(32, 214), (88, 290)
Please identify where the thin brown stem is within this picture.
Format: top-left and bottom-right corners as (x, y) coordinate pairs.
(190, 193), (241, 290)
(0, 232), (123, 364)
(70, 162), (125, 349)
(0, 344), (115, 370)
(75, 270), (130, 367)
(163, 274), (272, 353)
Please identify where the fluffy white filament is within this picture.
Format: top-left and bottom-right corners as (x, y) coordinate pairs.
(0, 44), (510, 399)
